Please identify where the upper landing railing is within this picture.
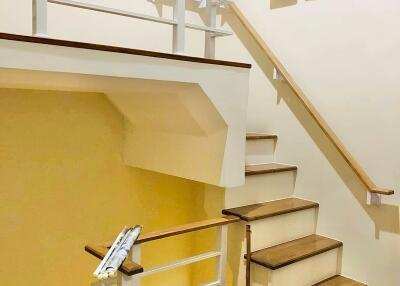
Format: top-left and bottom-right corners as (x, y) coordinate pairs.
(32, 0), (232, 59)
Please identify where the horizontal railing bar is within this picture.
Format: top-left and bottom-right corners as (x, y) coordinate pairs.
(48, 0), (177, 25)
(186, 23), (232, 36)
(48, 0), (232, 37)
(137, 251), (221, 277)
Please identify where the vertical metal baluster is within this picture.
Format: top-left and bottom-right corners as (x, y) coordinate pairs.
(173, 0), (186, 54)
(205, 0), (217, 59)
(217, 225), (228, 285)
(246, 225), (252, 286)
(32, 0), (48, 36)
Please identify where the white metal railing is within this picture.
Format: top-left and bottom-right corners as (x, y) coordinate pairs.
(118, 224), (228, 286)
(32, 0), (233, 59)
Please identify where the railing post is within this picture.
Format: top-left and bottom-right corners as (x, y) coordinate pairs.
(118, 244), (142, 286)
(173, 0), (186, 54)
(216, 225), (228, 285)
(245, 225), (252, 286)
(205, 1), (217, 59)
(32, 0), (48, 36)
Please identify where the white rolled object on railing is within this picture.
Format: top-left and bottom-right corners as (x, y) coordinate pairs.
(32, 0), (233, 58)
(95, 226), (143, 280)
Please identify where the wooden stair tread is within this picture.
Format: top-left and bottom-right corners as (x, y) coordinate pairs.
(246, 133), (277, 140)
(222, 198), (319, 222)
(246, 234), (343, 270)
(245, 163), (297, 176)
(314, 275), (366, 286)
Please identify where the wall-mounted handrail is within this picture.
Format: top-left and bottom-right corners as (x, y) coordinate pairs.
(32, 0), (232, 58)
(229, 4), (394, 198)
(85, 216), (239, 285)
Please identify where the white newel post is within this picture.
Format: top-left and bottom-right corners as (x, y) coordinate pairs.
(32, 0), (48, 36)
(172, 0), (186, 54)
(118, 244), (142, 286)
(217, 225), (228, 285)
(205, 1), (217, 59)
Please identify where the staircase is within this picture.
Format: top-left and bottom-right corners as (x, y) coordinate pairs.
(223, 134), (366, 286)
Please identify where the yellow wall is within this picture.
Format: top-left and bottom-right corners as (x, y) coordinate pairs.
(0, 88), (224, 286)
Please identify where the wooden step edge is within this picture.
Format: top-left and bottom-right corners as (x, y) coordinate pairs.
(84, 244), (143, 276)
(246, 133), (278, 140)
(313, 275), (367, 286)
(222, 198), (319, 222)
(245, 235), (343, 270)
(245, 163), (297, 176)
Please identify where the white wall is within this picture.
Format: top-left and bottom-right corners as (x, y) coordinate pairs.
(1, 0), (400, 285)
(230, 1), (400, 285)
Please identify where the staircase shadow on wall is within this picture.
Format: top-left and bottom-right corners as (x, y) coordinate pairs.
(224, 12), (400, 239)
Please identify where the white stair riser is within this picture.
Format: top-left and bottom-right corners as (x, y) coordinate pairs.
(245, 139), (275, 165)
(249, 208), (317, 251)
(251, 248), (340, 286)
(225, 172), (296, 209)
(229, 209), (317, 286)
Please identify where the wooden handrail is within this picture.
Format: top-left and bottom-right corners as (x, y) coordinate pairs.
(230, 4), (394, 196)
(106, 216), (239, 247)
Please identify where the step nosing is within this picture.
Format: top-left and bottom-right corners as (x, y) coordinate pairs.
(246, 133), (278, 140)
(253, 242), (343, 270)
(245, 163), (298, 176)
(244, 205), (318, 221)
(246, 235), (343, 270)
(222, 198), (319, 222)
(313, 275), (367, 286)
(223, 205), (317, 221)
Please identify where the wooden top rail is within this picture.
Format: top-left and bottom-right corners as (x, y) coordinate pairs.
(129, 215), (239, 245)
(85, 216), (239, 276)
(230, 4), (394, 196)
